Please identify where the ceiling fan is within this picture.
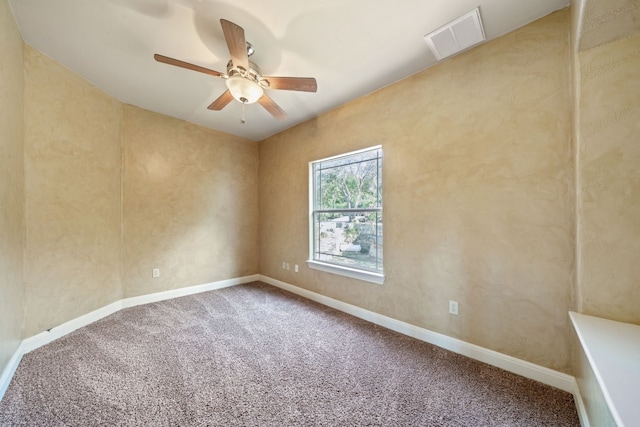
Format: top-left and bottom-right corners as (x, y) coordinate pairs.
(154, 19), (318, 122)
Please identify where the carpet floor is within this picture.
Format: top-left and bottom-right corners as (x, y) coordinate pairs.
(0, 282), (580, 426)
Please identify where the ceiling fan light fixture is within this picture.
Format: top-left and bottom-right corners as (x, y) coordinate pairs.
(226, 75), (264, 104)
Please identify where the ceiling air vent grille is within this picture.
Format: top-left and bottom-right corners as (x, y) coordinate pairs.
(424, 8), (486, 61)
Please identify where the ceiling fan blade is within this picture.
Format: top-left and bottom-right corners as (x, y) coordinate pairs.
(220, 19), (249, 71)
(207, 90), (234, 110)
(258, 94), (287, 120)
(262, 76), (318, 92)
(154, 54), (224, 77)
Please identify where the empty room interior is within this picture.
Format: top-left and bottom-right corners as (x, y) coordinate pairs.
(1, 0), (638, 425)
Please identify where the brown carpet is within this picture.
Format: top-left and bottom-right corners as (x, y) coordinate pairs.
(0, 281), (579, 426)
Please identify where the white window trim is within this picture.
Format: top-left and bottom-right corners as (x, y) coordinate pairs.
(306, 260), (385, 285)
(308, 146), (384, 284)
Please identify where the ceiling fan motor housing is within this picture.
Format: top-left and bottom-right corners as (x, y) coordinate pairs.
(225, 60), (268, 104)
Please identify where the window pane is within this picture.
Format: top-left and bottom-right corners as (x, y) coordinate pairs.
(314, 210), (383, 273)
(316, 150), (381, 210)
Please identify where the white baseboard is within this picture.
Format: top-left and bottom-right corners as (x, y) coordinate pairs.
(0, 342), (25, 401)
(121, 275), (259, 309)
(259, 274), (576, 394)
(21, 300), (124, 354)
(573, 378), (591, 427)
(21, 274), (259, 354)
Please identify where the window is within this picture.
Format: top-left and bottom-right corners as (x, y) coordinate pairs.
(307, 146), (383, 284)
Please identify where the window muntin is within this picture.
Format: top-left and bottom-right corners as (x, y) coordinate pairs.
(310, 147), (383, 276)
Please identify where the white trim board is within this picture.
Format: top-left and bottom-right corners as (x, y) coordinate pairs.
(573, 379), (591, 427)
(0, 342), (25, 402)
(259, 274), (576, 394)
(0, 274), (259, 401)
(22, 274), (259, 354)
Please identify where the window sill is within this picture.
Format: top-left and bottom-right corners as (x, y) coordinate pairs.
(306, 260), (384, 285)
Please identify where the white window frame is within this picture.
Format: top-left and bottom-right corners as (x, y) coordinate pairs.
(306, 146), (384, 285)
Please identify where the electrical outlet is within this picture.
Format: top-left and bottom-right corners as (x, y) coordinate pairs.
(282, 261), (286, 269)
(152, 268), (160, 278)
(294, 264), (299, 273)
(286, 263), (290, 270)
(449, 300), (459, 315)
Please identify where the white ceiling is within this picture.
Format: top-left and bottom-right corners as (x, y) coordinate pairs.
(10, 0), (569, 141)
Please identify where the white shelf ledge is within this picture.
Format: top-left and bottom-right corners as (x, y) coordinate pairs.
(570, 311), (640, 427)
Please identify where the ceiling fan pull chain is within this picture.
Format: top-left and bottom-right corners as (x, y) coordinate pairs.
(241, 101), (247, 124)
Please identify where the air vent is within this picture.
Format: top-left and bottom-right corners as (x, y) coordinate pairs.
(424, 8), (486, 61)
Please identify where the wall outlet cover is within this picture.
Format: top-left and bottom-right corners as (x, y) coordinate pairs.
(449, 300), (459, 315)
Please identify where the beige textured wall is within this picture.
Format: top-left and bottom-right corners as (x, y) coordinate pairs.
(122, 106), (259, 298)
(260, 10), (574, 371)
(578, 0), (640, 51)
(20, 46), (258, 336)
(0, 0), (25, 374)
(575, 0), (640, 324)
(23, 46), (123, 337)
